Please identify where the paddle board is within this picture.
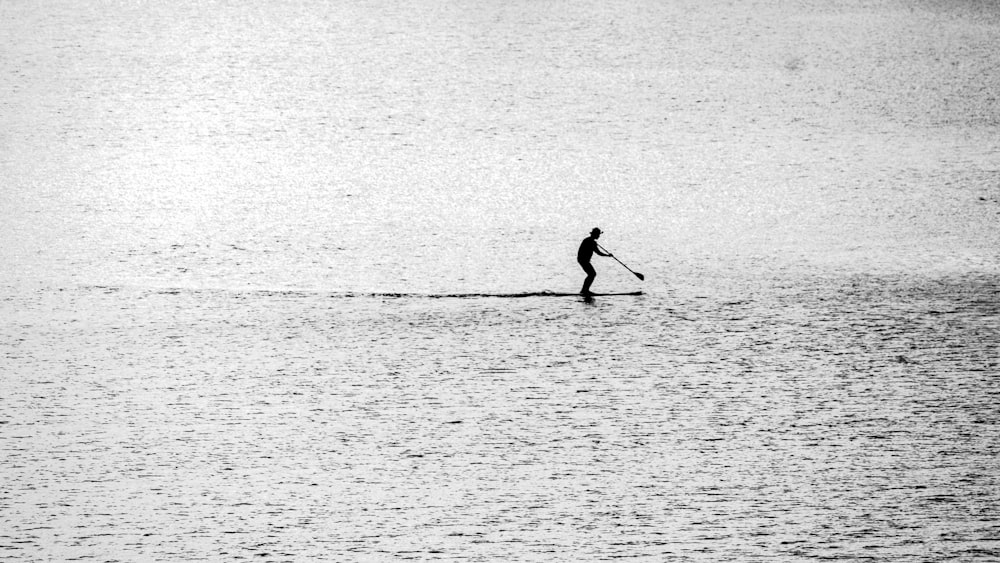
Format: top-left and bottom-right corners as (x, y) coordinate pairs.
(348, 291), (643, 299)
(428, 291), (644, 298)
(540, 291), (643, 297)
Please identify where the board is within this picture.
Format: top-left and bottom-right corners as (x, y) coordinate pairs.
(505, 291), (643, 297)
(347, 291), (643, 299)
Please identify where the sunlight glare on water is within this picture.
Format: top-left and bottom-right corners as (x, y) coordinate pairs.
(1, 0), (998, 560)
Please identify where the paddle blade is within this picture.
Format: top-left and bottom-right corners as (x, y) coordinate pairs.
(634, 272), (645, 281)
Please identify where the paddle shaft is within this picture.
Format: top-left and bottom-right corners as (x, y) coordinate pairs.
(597, 243), (644, 280)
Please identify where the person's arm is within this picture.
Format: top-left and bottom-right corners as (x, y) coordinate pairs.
(595, 244), (612, 257)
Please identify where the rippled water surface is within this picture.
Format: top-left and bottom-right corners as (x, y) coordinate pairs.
(2, 0), (999, 560)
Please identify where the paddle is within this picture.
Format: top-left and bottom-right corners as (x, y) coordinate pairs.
(597, 243), (645, 281)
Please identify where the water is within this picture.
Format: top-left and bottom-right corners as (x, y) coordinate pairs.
(2, 0), (999, 560)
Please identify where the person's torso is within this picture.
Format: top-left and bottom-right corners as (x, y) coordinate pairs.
(577, 237), (596, 262)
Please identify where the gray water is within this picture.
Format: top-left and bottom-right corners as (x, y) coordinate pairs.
(2, 0), (999, 561)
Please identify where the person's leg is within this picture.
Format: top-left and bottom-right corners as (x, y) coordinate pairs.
(580, 262), (596, 294)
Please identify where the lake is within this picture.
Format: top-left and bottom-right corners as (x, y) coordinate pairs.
(1, 0), (998, 560)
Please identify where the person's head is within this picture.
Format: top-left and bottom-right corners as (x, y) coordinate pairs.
(591, 227), (602, 239)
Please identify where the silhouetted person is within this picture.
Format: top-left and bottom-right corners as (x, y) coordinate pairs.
(578, 227), (612, 295)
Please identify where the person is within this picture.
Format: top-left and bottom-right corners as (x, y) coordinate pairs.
(577, 228), (612, 295)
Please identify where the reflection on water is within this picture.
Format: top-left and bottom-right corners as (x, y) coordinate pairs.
(1, 0), (999, 560)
